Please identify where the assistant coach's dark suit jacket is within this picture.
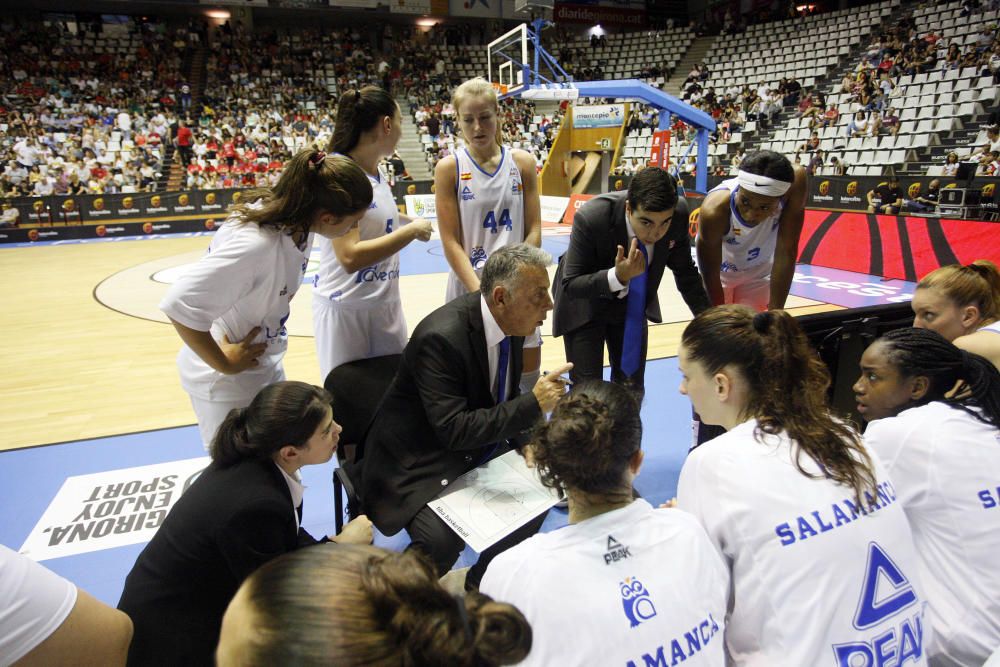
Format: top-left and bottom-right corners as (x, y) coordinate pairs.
(118, 458), (326, 667)
(552, 192), (710, 338)
(359, 291), (542, 536)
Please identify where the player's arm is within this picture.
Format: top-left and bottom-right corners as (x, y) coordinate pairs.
(769, 164), (807, 310)
(435, 154), (480, 293)
(694, 192), (729, 306)
(16, 589), (133, 667)
(513, 149), (542, 248)
(331, 218), (432, 273)
(168, 318), (264, 375)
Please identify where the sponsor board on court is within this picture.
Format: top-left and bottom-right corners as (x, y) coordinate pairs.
(20, 457), (210, 561)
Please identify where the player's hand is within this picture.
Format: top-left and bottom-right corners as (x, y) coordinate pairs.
(329, 514), (373, 544)
(659, 497), (678, 509)
(219, 327), (266, 374)
(409, 218), (434, 242)
(614, 237), (647, 284)
(533, 362), (574, 413)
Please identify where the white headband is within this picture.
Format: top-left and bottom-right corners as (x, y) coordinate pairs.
(737, 170), (791, 198)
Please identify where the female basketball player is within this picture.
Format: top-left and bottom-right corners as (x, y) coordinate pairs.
(911, 260), (1000, 371)
(160, 148), (372, 448)
(435, 77), (543, 391)
(217, 544), (532, 667)
(854, 328), (1000, 665)
(312, 86), (434, 380)
(695, 150), (807, 312)
(119, 381), (372, 666)
(676, 306), (926, 665)
(481, 381), (728, 666)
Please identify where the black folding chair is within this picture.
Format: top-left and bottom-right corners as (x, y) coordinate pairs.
(324, 354), (401, 533)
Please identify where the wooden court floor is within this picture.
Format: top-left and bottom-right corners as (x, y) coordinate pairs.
(0, 236), (839, 451)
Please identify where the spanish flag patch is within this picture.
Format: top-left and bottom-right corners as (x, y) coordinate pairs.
(460, 172), (473, 180)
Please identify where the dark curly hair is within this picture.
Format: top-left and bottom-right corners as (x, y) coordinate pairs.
(531, 381), (642, 496)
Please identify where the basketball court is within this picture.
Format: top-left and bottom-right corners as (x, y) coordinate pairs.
(0, 223), (921, 606)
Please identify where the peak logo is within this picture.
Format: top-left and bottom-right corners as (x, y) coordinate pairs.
(461, 185), (475, 201)
(604, 535), (632, 564)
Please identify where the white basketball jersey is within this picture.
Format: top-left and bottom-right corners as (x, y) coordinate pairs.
(981, 320), (1000, 335)
(708, 177), (784, 285)
(313, 166), (400, 307)
(448, 146), (524, 299)
(678, 419), (929, 666)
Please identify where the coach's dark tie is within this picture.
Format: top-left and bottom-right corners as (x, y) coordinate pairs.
(621, 243), (648, 377)
(496, 336), (510, 404)
(476, 336), (510, 467)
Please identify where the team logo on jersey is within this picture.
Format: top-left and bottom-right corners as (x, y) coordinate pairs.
(470, 246), (487, 269)
(461, 185), (475, 201)
(460, 171), (473, 180)
(604, 535), (632, 565)
(620, 577), (657, 628)
(721, 260), (739, 273)
(369, 201), (378, 209)
(512, 181), (523, 195)
(725, 236), (739, 245)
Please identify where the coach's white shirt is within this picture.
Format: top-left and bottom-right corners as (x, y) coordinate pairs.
(160, 213), (309, 401)
(481, 499), (728, 667)
(865, 402), (1000, 666)
(678, 419), (929, 667)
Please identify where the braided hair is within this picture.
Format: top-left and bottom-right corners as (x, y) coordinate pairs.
(877, 328), (1000, 430)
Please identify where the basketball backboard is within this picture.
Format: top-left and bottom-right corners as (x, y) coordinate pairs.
(487, 23), (530, 99)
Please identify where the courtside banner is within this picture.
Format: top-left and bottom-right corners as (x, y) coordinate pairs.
(796, 210), (1000, 281)
(572, 104), (626, 129)
(540, 195), (571, 225)
(405, 194), (437, 220)
(554, 2), (647, 26)
(20, 458), (210, 561)
(7, 189), (243, 228)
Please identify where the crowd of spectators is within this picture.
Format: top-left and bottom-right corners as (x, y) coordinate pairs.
(0, 19), (193, 197)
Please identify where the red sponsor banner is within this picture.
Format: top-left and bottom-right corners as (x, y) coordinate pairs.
(562, 193), (594, 225)
(648, 129), (671, 169)
(796, 210), (1000, 281)
(554, 3), (647, 27)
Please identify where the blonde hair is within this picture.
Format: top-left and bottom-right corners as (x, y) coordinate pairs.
(917, 260), (1000, 325)
(452, 77), (503, 147)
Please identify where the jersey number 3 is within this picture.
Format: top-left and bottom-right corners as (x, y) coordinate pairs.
(483, 209), (512, 234)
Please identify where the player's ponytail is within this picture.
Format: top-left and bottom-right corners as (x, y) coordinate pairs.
(531, 381), (641, 497)
(330, 86), (398, 156)
(230, 544), (532, 666)
(209, 381), (334, 467)
(876, 328), (1000, 431)
(230, 148), (372, 237)
(681, 305), (877, 507)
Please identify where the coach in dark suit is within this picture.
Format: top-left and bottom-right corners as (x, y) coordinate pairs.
(358, 244), (570, 589)
(553, 167), (710, 393)
(118, 382), (371, 666)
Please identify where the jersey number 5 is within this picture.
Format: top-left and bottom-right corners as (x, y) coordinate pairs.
(483, 209), (512, 234)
